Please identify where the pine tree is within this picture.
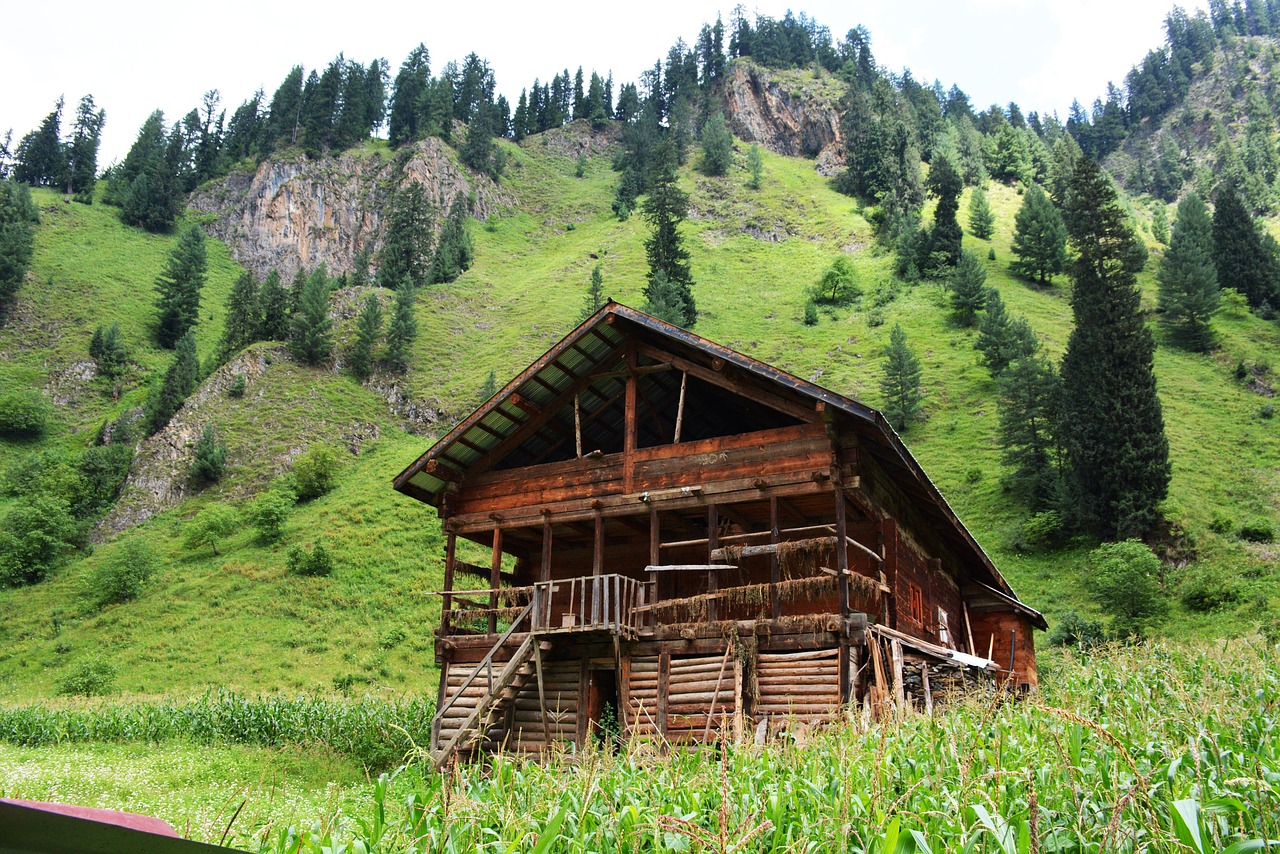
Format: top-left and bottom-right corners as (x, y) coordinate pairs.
(89, 321), (128, 379)
(258, 269), (290, 340)
(12, 98), (66, 188)
(968, 184), (995, 239)
(997, 353), (1063, 510)
(288, 269), (333, 366)
(949, 250), (988, 326)
(1212, 183), (1279, 309)
(154, 225), (208, 348)
(1059, 157), (1170, 538)
(383, 283), (417, 373)
(581, 264), (606, 320)
(926, 153), (964, 267)
(349, 245), (372, 287)
(190, 423), (228, 485)
(642, 269), (690, 327)
(975, 288), (1039, 377)
(642, 141), (696, 326)
(349, 293), (382, 380)
(1157, 192), (1220, 352)
(746, 143), (764, 190)
(0, 180), (39, 322)
(430, 194), (474, 284)
(67, 95), (106, 204)
(219, 271), (261, 359)
(103, 110), (166, 207)
(145, 330), (199, 433)
(1151, 203), (1170, 245)
(699, 111), (733, 177)
(879, 324), (924, 431)
(379, 182), (433, 290)
(1009, 184), (1068, 285)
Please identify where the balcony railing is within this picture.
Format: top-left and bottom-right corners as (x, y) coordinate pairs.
(439, 574), (646, 637)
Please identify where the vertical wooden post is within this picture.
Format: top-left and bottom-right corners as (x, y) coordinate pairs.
(835, 491), (850, 618)
(769, 497), (781, 620)
(592, 509), (604, 625)
(443, 532), (457, 634)
(707, 503), (719, 622)
(649, 504), (661, 624)
(880, 518), (899, 630)
(488, 526), (503, 635)
(673, 371), (687, 444)
(540, 513), (553, 583)
(657, 651), (670, 742)
(623, 343), (637, 493)
(574, 394), (583, 459)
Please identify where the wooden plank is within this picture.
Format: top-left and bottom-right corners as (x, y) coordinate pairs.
(442, 533), (457, 628)
(657, 652), (670, 740)
(673, 370), (687, 443)
(770, 497), (781, 620)
(488, 527), (503, 635)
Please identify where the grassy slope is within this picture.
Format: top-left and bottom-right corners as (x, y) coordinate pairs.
(1, 114), (1279, 703)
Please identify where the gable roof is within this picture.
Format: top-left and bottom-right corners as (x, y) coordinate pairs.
(394, 302), (1044, 628)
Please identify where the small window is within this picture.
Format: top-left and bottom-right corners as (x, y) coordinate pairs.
(938, 608), (951, 647)
(908, 584), (924, 623)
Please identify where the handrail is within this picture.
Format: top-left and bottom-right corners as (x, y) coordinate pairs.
(437, 597), (536, 722)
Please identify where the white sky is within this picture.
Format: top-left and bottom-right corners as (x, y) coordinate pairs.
(3, 0), (1210, 167)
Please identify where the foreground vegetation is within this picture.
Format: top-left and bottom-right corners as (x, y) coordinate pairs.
(1, 641), (1276, 851)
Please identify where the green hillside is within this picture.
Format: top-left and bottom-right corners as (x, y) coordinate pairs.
(1, 114), (1279, 705)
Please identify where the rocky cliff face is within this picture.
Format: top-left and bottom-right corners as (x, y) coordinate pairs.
(723, 61), (846, 176)
(190, 137), (510, 281)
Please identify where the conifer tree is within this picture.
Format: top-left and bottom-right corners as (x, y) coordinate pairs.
(13, 98), (66, 188)
(581, 264), (606, 320)
(642, 141), (696, 326)
(880, 324), (924, 431)
(379, 182), (433, 290)
(949, 250), (988, 326)
(349, 293), (382, 380)
(1059, 157), (1170, 538)
(699, 111), (733, 177)
(288, 269), (333, 366)
(258, 269), (290, 340)
(288, 267), (308, 313)
(0, 180), (38, 322)
(1151, 203), (1170, 245)
(383, 283), (417, 373)
(1157, 192), (1219, 352)
(154, 224), (208, 348)
(997, 353), (1063, 510)
(190, 423), (228, 485)
(67, 95), (106, 204)
(968, 184), (995, 239)
(219, 271), (261, 360)
(746, 143), (764, 190)
(1212, 183), (1279, 309)
(926, 153), (964, 267)
(145, 331), (199, 434)
(1009, 184), (1068, 285)
(975, 288), (1039, 377)
(430, 194), (473, 284)
(642, 270), (690, 327)
(89, 322), (128, 379)
(103, 110), (166, 207)
(349, 245), (372, 287)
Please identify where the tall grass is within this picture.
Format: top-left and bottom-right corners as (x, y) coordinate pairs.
(251, 641), (1279, 853)
(0, 691), (434, 771)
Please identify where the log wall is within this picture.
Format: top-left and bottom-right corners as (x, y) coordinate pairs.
(509, 658), (582, 754)
(753, 648), (841, 727)
(666, 653), (739, 744)
(435, 661), (509, 752)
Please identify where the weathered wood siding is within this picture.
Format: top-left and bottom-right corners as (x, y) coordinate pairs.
(435, 661), (508, 752)
(753, 649), (841, 725)
(666, 654), (738, 743)
(509, 658), (581, 754)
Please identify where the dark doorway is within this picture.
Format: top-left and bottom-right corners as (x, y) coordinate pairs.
(586, 667), (619, 746)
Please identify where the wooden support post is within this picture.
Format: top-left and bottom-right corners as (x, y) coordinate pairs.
(623, 343), (637, 493)
(920, 663), (933, 715)
(488, 527), (503, 635)
(649, 505), (661, 622)
(880, 518), (899, 630)
(534, 641), (550, 746)
(657, 651), (670, 742)
(962, 601), (976, 656)
(540, 514), (553, 584)
(890, 640), (904, 711)
(769, 497), (781, 621)
(673, 371), (687, 444)
(574, 394), (582, 459)
(443, 532), (457, 633)
(592, 510), (604, 625)
(835, 486), (850, 618)
(576, 659), (589, 748)
(707, 504), (719, 622)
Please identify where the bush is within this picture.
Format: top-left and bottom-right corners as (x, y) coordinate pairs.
(293, 444), (339, 501)
(0, 391), (50, 439)
(1047, 610), (1106, 648)
(802, 301), (818, 326)
(1089, 540), (1169, 638)
(1008, 511), (1065, 552)
(190, 423), (227, 486)
(183, 504), (240, 556)
(228, 374), (246, 398)
(250, 487), (294, 543)
(287, 542), (333, 577)
(1239, 520), (1275, 543)
(1209, 516), (1235, 535)
(56, 656), (117, 697)
(1180, 566), (1242, 612)
(87, 539), (157, 607)
(0, 495), (80, 586)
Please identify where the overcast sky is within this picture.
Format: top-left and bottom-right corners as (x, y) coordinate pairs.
(4, 0), (1210, 167)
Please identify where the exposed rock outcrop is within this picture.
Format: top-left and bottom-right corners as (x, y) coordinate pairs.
(189, 138), (511, 281)
(723, 61), (845, 176)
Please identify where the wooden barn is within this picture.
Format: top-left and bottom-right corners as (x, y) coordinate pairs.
(393, 303), (1046, 766)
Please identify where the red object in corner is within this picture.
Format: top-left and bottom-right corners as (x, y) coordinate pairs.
(1, 799), (181, 837)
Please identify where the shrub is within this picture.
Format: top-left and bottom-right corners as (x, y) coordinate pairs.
(77, 443), (134, 518)
(1239, 520), (1275, 543)
(0, 391), (50, 439)
(1089, 540), (1169, 638)
(189, 423), (227, 486)
(250, 488), (294, 543)
(87, 539), (157, 607)
(183, 504), (240, 556)
(811, 257), (861, 306)
(1008, 510), (1065, 552)
(56, 656), (117, 697)
(293, 444), (339, 501)
(228, 374), (246, 398)
(1047, 610), (1106, 648)
(0, 495), (80, 586)
(802, 301), (818, 326)
(1180, 566), (1242, 612)
(287, 542), (333, 577)
(964, 467), (983, 484)
(1209, 516), (1234, 535)
(1260, 405), (1275, 420)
